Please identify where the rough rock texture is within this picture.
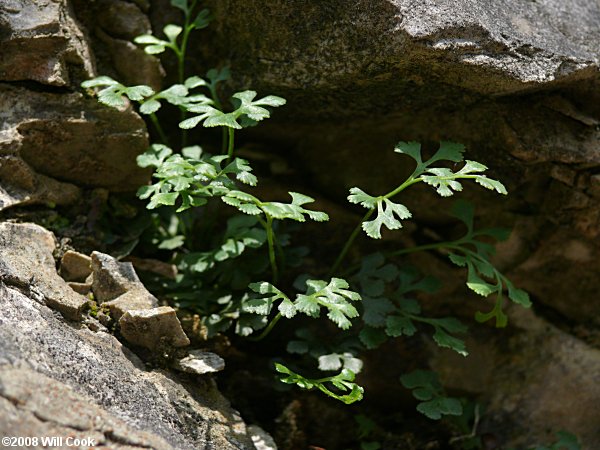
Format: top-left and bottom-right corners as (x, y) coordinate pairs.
(174, 350), (226, 375)
(120, 306), (191, 350)
(0, 84), (150, 202)
(0, 283), (255, 450)
(60, 250), (92, 282)
(91, 251), (145, 302)
(0, 222), (88, 320)
(0, 0), (94, 86)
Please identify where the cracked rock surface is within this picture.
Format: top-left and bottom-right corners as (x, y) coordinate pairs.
(0, 253), (255, 450)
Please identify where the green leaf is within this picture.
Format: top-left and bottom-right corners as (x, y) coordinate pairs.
(163, 24), (182, 41)
(170, 0), (188, 14)
(275, 363), (364, 405)
(400, 370), (462, 420)
(193, 9), (212, 29)
(139, 99), (161, 114)
(294, 278), (361, 329)
(432, 327), (468, 356)
(137, 144), (173, 168)
(362, 297), (395, 327)
(362, 198), (411, 239)
(359, 326), (388, 349)
(81, 76), (118, 88)
(248, 282), (295, 318)
(147, 192), (178, 209)
(386, 315), (416, 337)
(394, 141), (422, 164)
(428, 141), (465, 165)
(422, 168), (463, 197)
(507, 282), (532, 307)
(348, 187), (378, 209)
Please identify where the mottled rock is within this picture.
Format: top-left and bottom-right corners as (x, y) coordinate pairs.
(60, 250), (92, 282)
(103, 289), (158, 320)
(0, 0), (94, 86)
(0, 85), (150, 209)
(91, 251), (141, 302)
(0, 282), (255, 449)
(0, 222), (88, 320)
(119, 306), (191, 350)
(173, 350), (225, 375)
(248, 425), (278, 450)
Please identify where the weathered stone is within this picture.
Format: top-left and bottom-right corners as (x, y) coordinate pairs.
(0, 222), (88, 320)
(173, 350), (226, 375)
(67, 281), (92, 295)
(0, 283), (255, 449)
(429, 306), (600, 448)
(0, 85), (150, 208)
(0, 0), (94, 86)
(103, 289), (158, 320)
(119, 306), (191, 350)
(199, 0), (600, 115)
(248, 425), (278, 450)
(91, 251), (141, 302)
(60, 250), (92, 282)
(0, 155), (81, 210)
(73, 0), (164, 90)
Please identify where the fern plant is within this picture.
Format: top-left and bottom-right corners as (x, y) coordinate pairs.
(81, 0), (532, 422)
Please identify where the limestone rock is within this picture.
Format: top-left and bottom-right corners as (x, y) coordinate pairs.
(91, 251), (141, 302)
(173, 350), (226, 375)
(60, 250), (92, 282)
(0, 282), (255, 449)
(0, 222), (88, 320)
(119, 306), (191, 350)
(0, 0), (94, 86)
(103, 289), (158, 320)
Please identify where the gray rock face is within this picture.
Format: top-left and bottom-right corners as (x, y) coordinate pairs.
(60, 250), (92, 282)
(0, 222), (88, 320)
(91, 251), (143, 302)
(202, 0), (599, 113)
(120, 306), (191, 350)
(174, 350), (226, 375)
(0, 283), (254, 450)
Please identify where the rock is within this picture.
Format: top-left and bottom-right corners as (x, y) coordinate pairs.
(73, 0), (164, 90)
(60, 250), (92, 282)
(0, 222), (88, 320)
(0, 0), (94, 86)
(429, 306), (600, 448)
(173, 350), (226, 375)
(0, 282), (255, 449)
(0, 85), (150, 193)
(91, 251), (142, 302)
(103, 289), (158, 320)
(119, 306), (191, 350)
(67, 281), (92, 295)
(248, 425), (278, 450)
(200, 0), (599, 113)
(0, 155), (81, 210)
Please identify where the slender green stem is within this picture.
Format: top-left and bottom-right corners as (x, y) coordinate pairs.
(386, 241), (456, 258)
(150, 113), (169, 144)
(248, 312), (282, 342)
(265, 214), (279, 283)
(330, 209), (373, 277)
(221, 128), (228, 154)
(330, 174), (424, 276)
(227, 128), (235, 162)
